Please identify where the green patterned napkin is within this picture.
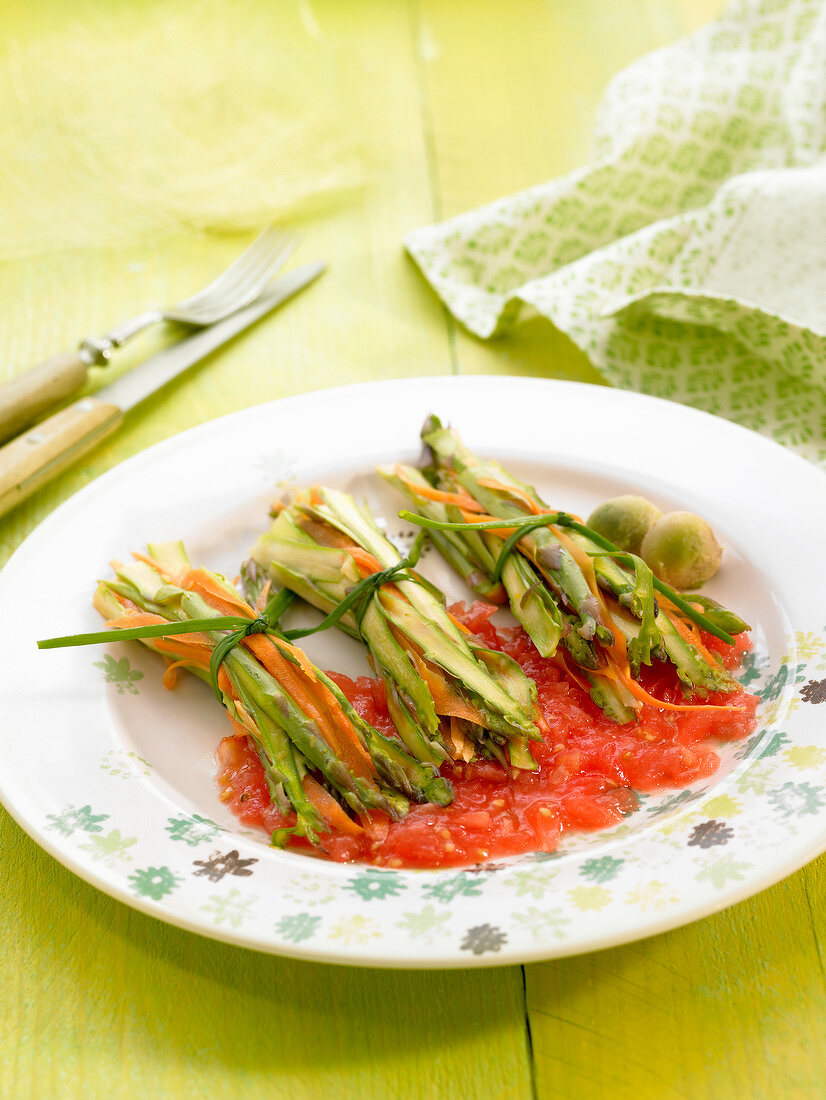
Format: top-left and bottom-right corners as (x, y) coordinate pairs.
(405, 0), (826, 465)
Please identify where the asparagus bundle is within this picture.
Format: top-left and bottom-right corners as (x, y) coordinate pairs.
(246, 486), (545, 771)
(71, 540), (454, 845)
(380, 417), (748, 725)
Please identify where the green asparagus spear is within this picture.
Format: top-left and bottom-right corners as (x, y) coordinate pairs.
(382, 418), (746, 723)
(43, 541), (466, 845)
(247, 486), (544, 769)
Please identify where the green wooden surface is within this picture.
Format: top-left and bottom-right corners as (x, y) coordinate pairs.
(1, 2), (825, 1098)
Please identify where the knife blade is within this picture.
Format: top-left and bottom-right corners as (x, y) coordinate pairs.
(0, 261), (324, 518)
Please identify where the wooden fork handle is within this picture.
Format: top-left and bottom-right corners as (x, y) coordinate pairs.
(0, 396), (123, 517)
(0, 352), (90, 443)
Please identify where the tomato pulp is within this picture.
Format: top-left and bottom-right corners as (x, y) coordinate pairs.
(217, 602), (758, 867)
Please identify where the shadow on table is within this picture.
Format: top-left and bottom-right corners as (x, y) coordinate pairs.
(452, 314), (607, 385)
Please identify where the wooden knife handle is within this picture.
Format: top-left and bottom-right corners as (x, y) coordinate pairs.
(0, 352), (91, 443)
(0, 397), (123, 517)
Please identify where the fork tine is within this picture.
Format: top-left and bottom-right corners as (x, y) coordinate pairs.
(180, 253), (294, 323)
(181, 234), (297, 321)
(171, 232), (273, 311)
(173, 228), (293, 313)
(182, 240), (297, 320)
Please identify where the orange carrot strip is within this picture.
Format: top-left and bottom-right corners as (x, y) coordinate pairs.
(457, 509), (518, 536)
(262, 635), (375, 772)
(345, 547), (413, 605)
(347, 547), (385, 577)
(475, 477), (543, 515)
(131, 551), (183, 585)
(106, 609), (175, 631)
(552, 527), (631, 668)
(254, 578), (272, 612)
(228, 716), (256, 740)
(588, 665), (745, 713)
(243, 634), (375, 778)
(181, 568), (255, 619)
(154, 637), (213, 668)
(557, 650), (597, 697)
(245, 635), (339, 731)
(552, 529), (603, 608)
(657, 597), (720, 665)
(347, 549), (408, 606)
(407, 649), (488, 726)
(448, 613), (472, 636)
(161, 659), (200, 690)
(217, 666), (235, 696)
(549, 531), (742, 714)
(474, 479), (585, 525)
(302, 774), (363, 836)
(385, 619), (509, 727)
(393, 467), (486, 512)
(105, 610), (214, 665)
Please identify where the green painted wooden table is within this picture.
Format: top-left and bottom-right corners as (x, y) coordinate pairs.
(2, 3), (825, 1097)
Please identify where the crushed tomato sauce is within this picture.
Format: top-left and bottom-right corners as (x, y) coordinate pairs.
(216, 601), (758, 868)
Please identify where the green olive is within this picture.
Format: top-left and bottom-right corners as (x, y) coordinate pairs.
(587, 495), (662, 555)
(639, 511), (723, 589)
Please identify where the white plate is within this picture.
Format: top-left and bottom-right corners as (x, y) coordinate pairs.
(2, 377), (825, 968)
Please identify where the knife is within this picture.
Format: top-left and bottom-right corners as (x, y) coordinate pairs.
(0, 261), (324, 519)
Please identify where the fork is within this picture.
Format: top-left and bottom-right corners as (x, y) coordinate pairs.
(0, 228), (297, 443)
